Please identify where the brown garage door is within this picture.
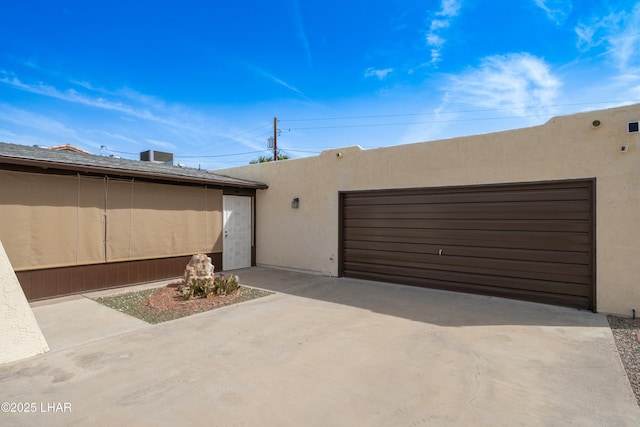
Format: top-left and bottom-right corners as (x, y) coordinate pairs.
(339, 179), (595, 310)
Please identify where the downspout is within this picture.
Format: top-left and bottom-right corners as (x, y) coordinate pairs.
(104, 176), (108, 263)
(204, 185), (208, 252)
(129, 178), (134, 258)
(76, 173), (80, 264)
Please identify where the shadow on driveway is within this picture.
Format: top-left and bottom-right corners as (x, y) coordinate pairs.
(235, 266), (606, 328)
(3, 266), (637, 426)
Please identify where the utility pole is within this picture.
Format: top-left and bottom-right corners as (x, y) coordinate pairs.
(273, 117), (278, 161)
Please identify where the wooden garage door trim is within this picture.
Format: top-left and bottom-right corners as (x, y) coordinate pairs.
(339, 179), (596, 311)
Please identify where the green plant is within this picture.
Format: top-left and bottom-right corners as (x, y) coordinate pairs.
(180, 275), (241, 300)
(181, 277), (214, 300)
(213, 274), (240, 296)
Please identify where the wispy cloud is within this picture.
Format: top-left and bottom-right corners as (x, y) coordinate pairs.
(0, 71), (271, 165)
(291, 0), (312, 69)
(0, 103), (99, 148)
(96, 131), (139, 145)
(443, 53), (561, 113)
(575, 4), (640, 74)
(249, 65), (307, 98)
(0, 72), (164, 124)
(145, 138), (177, 150)
(425, 0), (461, 66)
(364, 67), (394, 80)
(533, 0), (572, 25)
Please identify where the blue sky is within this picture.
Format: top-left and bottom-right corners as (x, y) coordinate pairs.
(1, 0), (639, 169)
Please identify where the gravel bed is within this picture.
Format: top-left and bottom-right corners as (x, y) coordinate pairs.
(95, 285), (274, 324)
(608, 315), (640, 406)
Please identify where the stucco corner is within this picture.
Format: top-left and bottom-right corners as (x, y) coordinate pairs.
(0, 240), (49, 366)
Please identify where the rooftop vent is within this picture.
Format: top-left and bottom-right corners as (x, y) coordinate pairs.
(140, 150), (173, 165)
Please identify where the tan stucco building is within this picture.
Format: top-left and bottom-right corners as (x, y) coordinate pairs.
(216, 104), (640, 316)
(0, 142), (266, 300)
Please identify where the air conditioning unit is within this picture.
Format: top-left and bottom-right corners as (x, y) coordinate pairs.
(140, 150), (174, 165)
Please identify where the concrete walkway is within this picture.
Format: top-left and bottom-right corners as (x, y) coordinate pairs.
(2, 267), (639, 426)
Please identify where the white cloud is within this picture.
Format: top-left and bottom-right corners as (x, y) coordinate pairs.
(444, 53), (561, 113)
(145, 138), (177, 150)
(425, 0), (462, 65)
(364, 67), (394, 80)
(534, 0), (572, 24)
(0, 73), (166, 124)
(607, 6), (640, 73)
(0, 103), (98, 148)
(96, 131), (139, 145)
(291, 0), (312, 69)
(0, 71), (271, 163)
(426, 34), (445, 47)
(575, 4), (640, 74)
(430, 19), (450, 32)
(249, 65), (307, 98)
(439, 0), (461, 17)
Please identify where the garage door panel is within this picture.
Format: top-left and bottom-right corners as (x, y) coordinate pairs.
(344, 187), (591, 207)
(344, 257), (590, 285)
(345, 228), (591, 251)
(344, 218), (590, 233)
(345, 210), (590, 221)
(344, 241), (590, 264)
(340, 179), (595, 310)
(345, 200), (590, 217)
(345, 270), (590, 309)
(344, 262), (591, 297)
(344, 251), (590, 284)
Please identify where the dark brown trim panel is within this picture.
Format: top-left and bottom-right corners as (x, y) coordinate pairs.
(17, 252), (222, 301)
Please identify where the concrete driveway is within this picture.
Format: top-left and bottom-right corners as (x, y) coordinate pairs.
(2, 267), (639, 426)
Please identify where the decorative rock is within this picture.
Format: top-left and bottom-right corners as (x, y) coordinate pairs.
(183, 254), (214, 284)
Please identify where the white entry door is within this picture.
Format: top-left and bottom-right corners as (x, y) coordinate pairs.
(222, 195), (252, 270)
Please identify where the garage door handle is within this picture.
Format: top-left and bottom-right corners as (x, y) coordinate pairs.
(438, 249), (443, 256)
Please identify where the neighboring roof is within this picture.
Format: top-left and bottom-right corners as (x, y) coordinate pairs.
(49, 144), (93, 155)
(0, 142), (267, 189)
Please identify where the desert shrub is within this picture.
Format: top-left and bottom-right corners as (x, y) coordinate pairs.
(181, 277), (213, 300)
(180, 275), (240, 300)
(213, 274), (240, 296)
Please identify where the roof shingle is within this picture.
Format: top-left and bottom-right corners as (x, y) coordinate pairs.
(0, 142), (267, 189)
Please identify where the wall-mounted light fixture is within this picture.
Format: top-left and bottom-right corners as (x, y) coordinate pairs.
(291, 197), (300, 209)
(592, 119), (601, 128)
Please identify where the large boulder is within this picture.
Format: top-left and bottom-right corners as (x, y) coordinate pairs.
(183, 254), (214, 284)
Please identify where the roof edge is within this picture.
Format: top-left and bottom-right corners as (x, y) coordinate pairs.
(0, 154), (268, 189)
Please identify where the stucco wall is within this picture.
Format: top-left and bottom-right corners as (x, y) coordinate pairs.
(215, 104), (640, 315)
(0, 240), (49, 365)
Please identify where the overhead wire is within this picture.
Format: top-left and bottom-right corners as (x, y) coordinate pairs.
(100, 99), (640, 162)
(279, 99), (640, 122)
(284, 113), (554, 131)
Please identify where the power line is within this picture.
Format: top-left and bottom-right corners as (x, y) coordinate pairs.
(180, 123), (273, 153)
(281, 148), (321, 154)
(176, 150), (267, 159)
(287, 113), (555, 131)
(279, 99), (640, 123)
(104, 149), (138, 156)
